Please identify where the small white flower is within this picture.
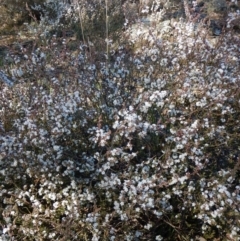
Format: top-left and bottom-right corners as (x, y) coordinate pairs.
(144, 77), (151, 84)
(129, 105), (134, 111)
(53, 145), (60, 151)
(151, 54), (157, 61)
(53, 201), (59, 208)
(156, 235), (163, 241)
(144, 223), (152, 230)
(3, 227), (10, 234)
(176, 144), (184, 150)
(191, 120), (198, 129)
(49, 232), (56, 238)
(10, 211), (15, 215)
(48, 192), (56, 201)
(135, 207), (140, 212)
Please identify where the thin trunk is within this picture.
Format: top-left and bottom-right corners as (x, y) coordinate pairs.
(183, 0), (191, 20)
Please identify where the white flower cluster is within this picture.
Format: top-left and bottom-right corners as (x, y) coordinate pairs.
(0, 1), (240, 240)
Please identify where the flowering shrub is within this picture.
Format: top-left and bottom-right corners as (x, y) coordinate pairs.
(0, 1), (240, 240)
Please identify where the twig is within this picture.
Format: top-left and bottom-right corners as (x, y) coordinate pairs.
(105, 0), (109, 62)
(76, 0), (86, 45)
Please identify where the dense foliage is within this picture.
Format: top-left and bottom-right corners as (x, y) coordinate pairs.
(0, 0), (240, 240)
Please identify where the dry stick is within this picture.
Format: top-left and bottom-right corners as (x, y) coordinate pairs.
(26, 2), (38, 23)
(76, 0), (86, 45)
(105, 0), (109, 63)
